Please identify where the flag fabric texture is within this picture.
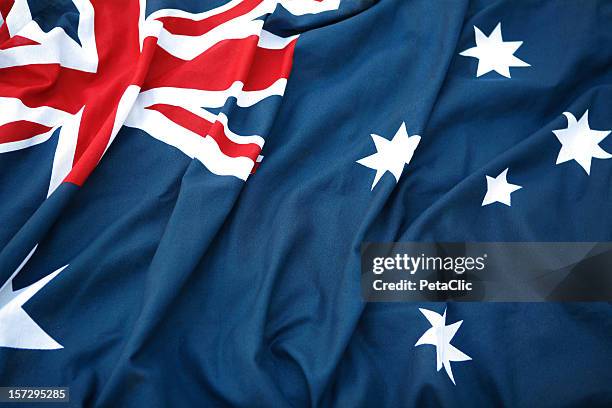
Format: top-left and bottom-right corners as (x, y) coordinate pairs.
(1, 0), (612, 406)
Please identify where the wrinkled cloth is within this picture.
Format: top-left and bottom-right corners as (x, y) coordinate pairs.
(0, 0), (611, 407)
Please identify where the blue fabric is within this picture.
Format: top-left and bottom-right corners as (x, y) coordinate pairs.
(28, 0), (81, 45)
(1, 0), (612, 406)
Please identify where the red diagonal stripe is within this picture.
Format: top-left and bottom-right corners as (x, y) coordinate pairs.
(0, 0), (15, 19)
(156, 0), (263, 37)
(147, 103), (261, 161)
(0, 120), (51, 143)
(0, 34), (38, 50)
(0, 23), (9, 45)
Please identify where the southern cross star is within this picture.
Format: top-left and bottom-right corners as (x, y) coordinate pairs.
(356, 122), (421, 190)
(460, 22), (530, 78)
(482, 168), (522, 207)
(552, 110), (611, 175)
(415, 307), (472, 385)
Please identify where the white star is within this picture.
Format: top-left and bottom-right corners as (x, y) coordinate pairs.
(356, 122), (421, 190)
(459, 22), (530, 78)
(552, 110), (611, 175)
(415, 308), (471, 385)
(482, 168), (522, 207)
(0, 248), (66, 349)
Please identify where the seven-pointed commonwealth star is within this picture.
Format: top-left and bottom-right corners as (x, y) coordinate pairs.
(460, 22), (530, 78)
(0, 248), (67, 350)
(552, 110), (612, 175)
(415, 308), (472, 385)
(356, 122), (421, 190)
(482, 168), (522, 207)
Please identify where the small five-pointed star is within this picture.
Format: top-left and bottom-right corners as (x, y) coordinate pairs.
(415, 307), (472, 385)
(460, 22), (530, 78)
(552, 110), (611, 175)
(482, 168), (522, 206)
(356, 122), (421, 190)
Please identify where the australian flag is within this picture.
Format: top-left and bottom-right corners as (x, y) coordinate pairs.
(0, 0), (611, 406)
